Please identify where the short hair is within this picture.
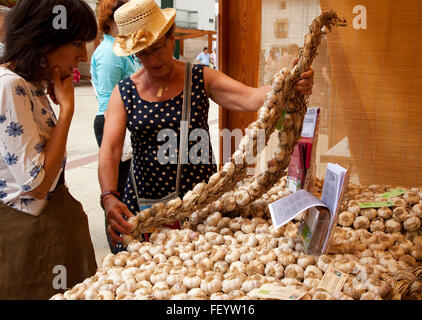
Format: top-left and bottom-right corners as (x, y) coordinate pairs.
(97, 0), (127, 35)
(1, 0), (98, 81)
(204, 47), (208, 51)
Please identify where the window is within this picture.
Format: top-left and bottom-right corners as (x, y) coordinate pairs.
(274, 19), (288, 38)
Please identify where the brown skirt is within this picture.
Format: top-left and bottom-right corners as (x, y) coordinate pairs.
(0, 184), (97, 300)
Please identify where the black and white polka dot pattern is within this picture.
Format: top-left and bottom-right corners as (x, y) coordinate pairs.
(119, 65), (217, 214)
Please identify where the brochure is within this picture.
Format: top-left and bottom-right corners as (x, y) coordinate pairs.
(269, 163), (349, 256)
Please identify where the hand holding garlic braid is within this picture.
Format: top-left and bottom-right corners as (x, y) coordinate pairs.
(119, 10), (346, 243)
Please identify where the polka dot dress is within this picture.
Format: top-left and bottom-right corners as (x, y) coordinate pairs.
(119, 65), (217, 214)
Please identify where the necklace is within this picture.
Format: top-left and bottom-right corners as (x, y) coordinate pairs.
(146, 62), (176, 98)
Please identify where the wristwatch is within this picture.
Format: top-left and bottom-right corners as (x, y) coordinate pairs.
(100, 190), (120, 209)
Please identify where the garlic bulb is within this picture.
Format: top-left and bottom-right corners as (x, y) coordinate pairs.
(97, 290), (115, 300)
(343, 278), (366, 300)
(413, 236), (422, 247)
(392, 207), (409, 223)
(370, 218), (385, 233)
(297, 255), (316, 270)
(403, 216), (421, 232)
(264, 261), (284, 279)
(385, 219), (402, 233)
(410, 245), (422, 261)
(225, 248), (241, 263)
(200, 276), (222, 294)
(183, 273), (202, 290)
(241, 275), (263, 293)
(210, 293), (231, 300)
(338, 211), (355, 227)
(364, 276), (390, 297)
(304, 265), (323, 279)
(377, 207), (393, 219)
(312, 289), (334, 300)
(152, 282), (171, 300)
(258, 250), (277, 264)
(278, 251), (296, 267)
(333, 291), (354, 300)
(214, 261), (229, 274)
(360, 208), (378, 220)
(284, 264), (304, 281)
(222, 275), (243, 293)
(317, 255), (334, 272)
(241, 221), (257, 234)
(411, 204), (422, 219)
(188, 288), (207, 300)
(229, 261), (247, 274)
(303, 278), (321, 290)
(246, 259), (265, 276)
(353, 216), (370, 230)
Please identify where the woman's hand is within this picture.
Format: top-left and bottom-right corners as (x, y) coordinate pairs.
(49, 67), (75, 113)
(103, 195), (136, 246)
(293, 58), (314, 95)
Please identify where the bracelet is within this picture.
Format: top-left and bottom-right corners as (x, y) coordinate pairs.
(100, 190), (120, 209)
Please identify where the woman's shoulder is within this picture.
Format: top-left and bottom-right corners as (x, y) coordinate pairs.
(0, 67), (25, 84)
(0, 67), (30, 93)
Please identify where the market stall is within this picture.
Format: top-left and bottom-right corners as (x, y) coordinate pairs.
(50, 9), (422, 300)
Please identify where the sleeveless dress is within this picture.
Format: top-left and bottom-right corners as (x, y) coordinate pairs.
(118, 64), (217, 215)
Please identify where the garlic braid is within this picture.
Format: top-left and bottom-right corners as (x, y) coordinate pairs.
(126, 11), (346, 241)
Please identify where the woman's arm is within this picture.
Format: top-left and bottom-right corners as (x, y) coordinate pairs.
(98, 85), (135, 245)
(204, 60), (314, 113)
(27, 67), (75, 199)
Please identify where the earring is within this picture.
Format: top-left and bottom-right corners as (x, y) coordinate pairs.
(40, 57), (47, 68)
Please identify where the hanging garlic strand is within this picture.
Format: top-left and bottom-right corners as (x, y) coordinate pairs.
(126, 10), (347, 242)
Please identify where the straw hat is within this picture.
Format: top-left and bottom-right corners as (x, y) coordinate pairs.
(113, 0), (176, 56)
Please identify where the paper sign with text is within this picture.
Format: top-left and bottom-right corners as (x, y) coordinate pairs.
(248, 284), (307, 300)
(317, 265), (348, 294)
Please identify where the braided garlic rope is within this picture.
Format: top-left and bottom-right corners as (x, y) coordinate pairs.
(124, 10), (346, 243)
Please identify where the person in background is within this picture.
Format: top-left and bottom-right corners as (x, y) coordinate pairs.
(0, 0), (98, 299)
(0, 5), (10, 56)
(196, 46), (210, 66)
(90, 0), (140, 254)
(209, 47), (217, 69)
(98, 0), (314, 248)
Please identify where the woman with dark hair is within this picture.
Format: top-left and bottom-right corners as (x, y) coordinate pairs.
(0, 0), (98, 299)
(91, 0), (140, 254)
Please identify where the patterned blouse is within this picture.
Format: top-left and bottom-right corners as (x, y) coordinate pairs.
(119, 64), (217, 214)
(0, 67), (65, 216)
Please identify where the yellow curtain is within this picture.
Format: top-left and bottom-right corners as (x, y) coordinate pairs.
(319, 0), (422, 186)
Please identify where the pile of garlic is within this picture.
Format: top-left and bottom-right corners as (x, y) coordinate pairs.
(52, 209), (421, 300)
(337, 186), (422, 244)
(51, 176), (422, 300)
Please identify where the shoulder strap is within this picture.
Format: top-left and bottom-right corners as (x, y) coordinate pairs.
(175, 62), (192, 197)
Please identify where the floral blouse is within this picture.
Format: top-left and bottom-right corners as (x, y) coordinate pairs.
(0, 67), (65, 216)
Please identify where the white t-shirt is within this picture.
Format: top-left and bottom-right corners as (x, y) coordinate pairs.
(0, 67), (65, 216)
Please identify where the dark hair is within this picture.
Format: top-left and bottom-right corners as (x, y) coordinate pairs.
(98, 0), (127, 35)
(1, 0), (98, 81)
(203, 47), (208, 51)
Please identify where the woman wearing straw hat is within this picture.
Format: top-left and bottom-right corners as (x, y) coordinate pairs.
(98, 0), (314, 248)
